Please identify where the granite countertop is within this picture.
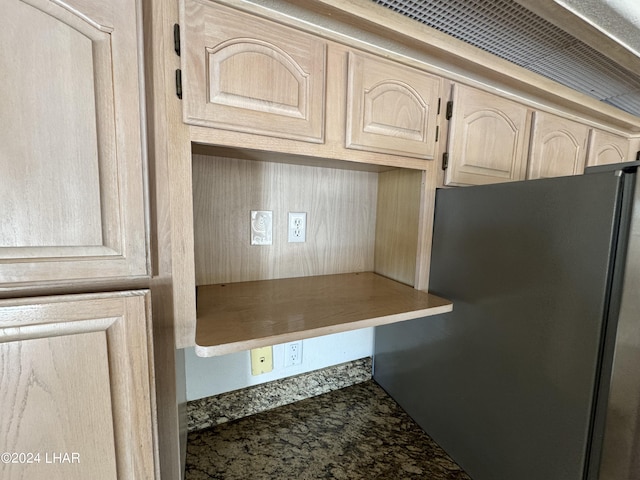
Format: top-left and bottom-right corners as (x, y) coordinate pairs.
(186, 380), (471, 480)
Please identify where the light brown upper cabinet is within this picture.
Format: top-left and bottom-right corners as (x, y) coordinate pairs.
(346, 51), (442, 159)
(182, 0), (326, 143)
(587, 129), (631, 166)
(0, 291), (155, 480)
(445, 84), (530, 186)
(0, 0), (148, 288)
(527, 111), (589, 179)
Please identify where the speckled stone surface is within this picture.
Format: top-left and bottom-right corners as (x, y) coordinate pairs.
(188, 358), (373, 431)
(185, 380), (471, 480)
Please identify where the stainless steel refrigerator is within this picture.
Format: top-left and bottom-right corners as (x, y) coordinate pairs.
(373, 161), (640, 480)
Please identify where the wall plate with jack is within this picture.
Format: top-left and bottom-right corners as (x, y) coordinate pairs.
(250, 346), (273, 375)
(288, 212), (306, 243)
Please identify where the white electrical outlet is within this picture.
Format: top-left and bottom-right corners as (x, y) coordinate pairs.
(284, 340), (303, 367)
(250, 210), (272, 245)
(288, 212), (306, 243)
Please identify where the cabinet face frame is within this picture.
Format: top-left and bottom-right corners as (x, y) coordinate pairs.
(0, 291), (155, 480)
(444, 84), (531, 186)
(0, 0), (148, 288)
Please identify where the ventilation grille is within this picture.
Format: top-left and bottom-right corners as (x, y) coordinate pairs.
(373, 0), (640, 118)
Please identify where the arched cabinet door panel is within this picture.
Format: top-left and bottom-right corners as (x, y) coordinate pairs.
(587, 129), (631, 166)
(0, 291), (155, 480)
(445, 84), (530, 186)
(527, 111), (589, 179)
(346, 51), (442, 159)
(182, 0), (326, 143)
(0, 0), (148, 288)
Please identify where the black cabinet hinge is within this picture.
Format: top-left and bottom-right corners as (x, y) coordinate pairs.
(174, 24), (181, 56)
(442, 152), (449, 170)
(446, 100), (454, 120)
(435, 125), (439, 142)
(175, 69), (182, 99)
(437, 98), (442, 115)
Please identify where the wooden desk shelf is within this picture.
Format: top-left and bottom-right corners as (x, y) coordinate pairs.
(195, 272), (452, 356)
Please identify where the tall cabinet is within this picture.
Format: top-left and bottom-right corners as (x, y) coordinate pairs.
(0, 0), (156, 479)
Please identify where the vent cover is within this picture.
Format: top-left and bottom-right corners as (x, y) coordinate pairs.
(373, 0), (640, 118)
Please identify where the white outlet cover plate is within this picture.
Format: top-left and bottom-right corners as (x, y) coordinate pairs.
(251, 210), (272, 245)
(284, 340), (303, 367)
(288, 212), (306, 243)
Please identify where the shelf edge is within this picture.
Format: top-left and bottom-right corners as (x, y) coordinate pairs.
(194, 295), (452, 357)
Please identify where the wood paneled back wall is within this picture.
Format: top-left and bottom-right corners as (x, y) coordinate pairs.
(192, 154), (379, 285)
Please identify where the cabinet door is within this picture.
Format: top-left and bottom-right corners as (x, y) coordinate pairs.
(346, 51), (442, 159)
(587, 129), (631, 166)
(527, 111), (589, 179)
(0, 0), (148, 287)
(0, 291), (155, 480)
(445, 84), (530, 185)
(182, 0), (326, 143)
